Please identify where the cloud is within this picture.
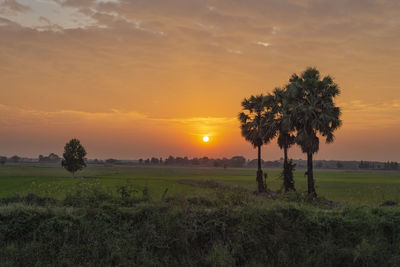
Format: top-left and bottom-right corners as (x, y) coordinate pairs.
(226, 48), (242, 54)
(0, 0), (31, 15)
(339, 99), (400, 129)
(255, 41), (270, 47)
(0, 104), (236, 130)
(1, 0), (400, 160)
(95, 0), (119, 3)
(271, 26), (280, 34)
(341, 100), (400, 113)
(207, 6), (216, 11)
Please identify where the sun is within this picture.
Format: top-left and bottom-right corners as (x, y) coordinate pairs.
(203, 136), (210, 142)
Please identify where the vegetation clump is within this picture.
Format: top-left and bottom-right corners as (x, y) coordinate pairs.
(1, 190), (400, 266)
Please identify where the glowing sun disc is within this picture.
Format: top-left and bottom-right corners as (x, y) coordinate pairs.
(203, 136), (210, 142)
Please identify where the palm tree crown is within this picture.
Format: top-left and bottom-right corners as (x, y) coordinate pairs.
(238, 94), (276, 148)
(287, 67), (342, 151)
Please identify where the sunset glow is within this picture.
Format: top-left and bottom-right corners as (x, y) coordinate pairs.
(0, 0), (399, 161)
(203, 136), (210, 143)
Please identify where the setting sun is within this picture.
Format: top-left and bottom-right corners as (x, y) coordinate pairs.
(203, 136), (210, 143)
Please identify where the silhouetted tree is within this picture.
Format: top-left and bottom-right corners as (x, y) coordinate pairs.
(61, 138), (87, 178)
(230, 156), (246, 168)
(39, 153), (61, 163)
(272, 88), (296, 192)
(105, 158), (118, 165)
(239, 94), (276, 192)
(165, 156), (175, 165)
(151, 157), (159, 164)
(0, 156), (6, 165)
(8, 155), (20, 163)
(192, 157), (199, 165)
(287, 67), (342, 197)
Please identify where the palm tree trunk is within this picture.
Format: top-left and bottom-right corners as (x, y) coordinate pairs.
(256, 145), (265, 192)
(307, 151), (317, 197)
(283, 146), (295, 192)
(283, 146), (289, 192)
(284, 146), (288, 165)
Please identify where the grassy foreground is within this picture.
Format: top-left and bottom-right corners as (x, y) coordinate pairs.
(1, 187), (400, 266)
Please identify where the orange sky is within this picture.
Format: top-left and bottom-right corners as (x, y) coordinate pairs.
(0, 0), (400, 161)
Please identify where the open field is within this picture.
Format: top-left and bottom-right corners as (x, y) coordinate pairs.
(1, 163), (400, 205)
(2, 164), (400, 266)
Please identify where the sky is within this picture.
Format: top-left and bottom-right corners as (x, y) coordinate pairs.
(0, 0), (400, 161)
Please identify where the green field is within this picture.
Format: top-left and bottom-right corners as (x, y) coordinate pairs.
(2, 163), (400, 266)
(1, 163), (399, 205)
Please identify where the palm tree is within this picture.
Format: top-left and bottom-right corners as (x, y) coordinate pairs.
(287, 67), (342, 197)
(238, 94), (276, 193)
(272, 88), (296, 192)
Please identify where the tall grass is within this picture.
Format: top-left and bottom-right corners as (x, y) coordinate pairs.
(1, 185), (400, 266)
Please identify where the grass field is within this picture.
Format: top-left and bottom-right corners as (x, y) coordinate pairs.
(1, 163), (399, 205)
(2, 163), (400, 266)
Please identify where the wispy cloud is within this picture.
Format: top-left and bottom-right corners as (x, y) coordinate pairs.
(226, 48), (242, 54)
(207, 6), (216, 12)
(340, 99), (400, 129)
(0, 104), (236, 129)
(271, 26), (280, 35)
(0, 0), (31, 15)
(341, 100), (400, 112)
(255, 41), (270, 47)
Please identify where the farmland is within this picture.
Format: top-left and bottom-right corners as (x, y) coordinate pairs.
(2, 164), (400, 266)
(1, 163), (400, 205)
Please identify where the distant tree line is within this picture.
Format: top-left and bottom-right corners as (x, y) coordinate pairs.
(384, 161), (399, 170)
(137, 156), (247, 168)
(97, 157), (283, 168)
(1, 152), (397, 172)
(0, 155), (21, 164)
(359, 161), (376, 169)
(359, 160), (399, 170)
(39, 153), (61, 163)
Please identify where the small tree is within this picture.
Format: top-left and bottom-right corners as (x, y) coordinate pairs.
(61, 138), (87, 178)
(0, 156), (6, 165)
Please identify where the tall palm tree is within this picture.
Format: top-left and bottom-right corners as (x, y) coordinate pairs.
(272, 88), (296, 192)
(287, 67), (342, 197)
(238, 94), (276, 193)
